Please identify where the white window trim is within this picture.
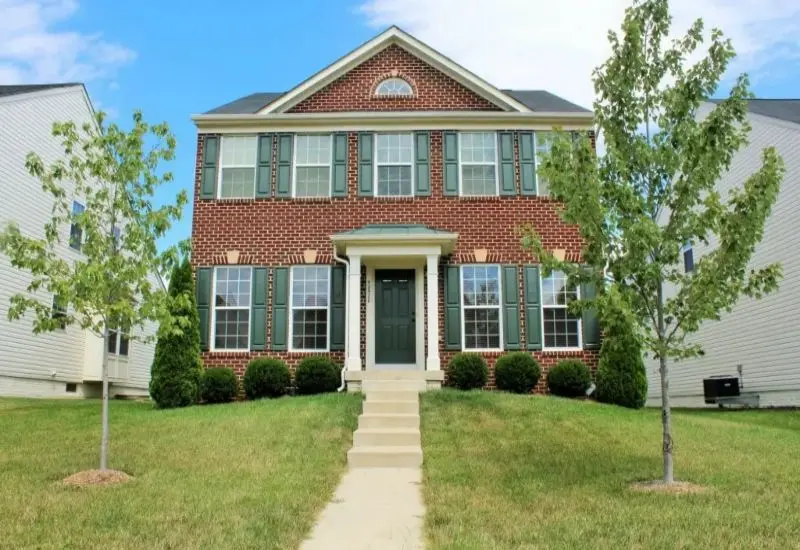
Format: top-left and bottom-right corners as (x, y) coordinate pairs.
(375, 77), (414, 97)
(288, 265), (331, 353)
(539, 271), (583, 352)
(216, 135), (258, 200)
(373, 132), (415, 197)
(69, 200), (85, 251)
(107, 328), (131, 358)
(292, 134), (333, 198)
(457, 131), (499, 197)
(460, 264), (504, 352)
(682, 241), (695, 273)
(210, 266), (252, 352)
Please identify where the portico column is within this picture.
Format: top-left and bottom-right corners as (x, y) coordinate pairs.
(426, 254), (441, 371)
(346, 254), (362, 371)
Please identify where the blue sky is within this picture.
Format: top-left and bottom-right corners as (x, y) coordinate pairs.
(1, 0), (798, 250)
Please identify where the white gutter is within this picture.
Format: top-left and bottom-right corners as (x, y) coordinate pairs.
(332, 246), (349, 393)
(192, 110), (594, 124)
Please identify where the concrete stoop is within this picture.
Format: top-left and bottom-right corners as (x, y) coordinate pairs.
(348, 380), (423, 469)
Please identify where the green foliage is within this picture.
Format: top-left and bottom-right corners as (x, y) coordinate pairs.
(149, 259), (203, 408)
(243, 358), (291, 399)
(596, 301), (648, 408)
(200, 368), (239, 404)
(494, 352), (541, 394)
(294, 356), (340, 395)
(446, 353), (489, 390)
(547, 360), (591, 398)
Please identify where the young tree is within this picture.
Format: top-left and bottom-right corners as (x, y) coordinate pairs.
(0, 111), (187, 472)
(523, 0), (784, 483)
(150, 257), (203, 408)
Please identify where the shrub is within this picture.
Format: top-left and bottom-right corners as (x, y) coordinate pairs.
(295, 356), (340, 395)
(243, 358), (290, 399)
(200, 368), (239, 403)
(149, 258), (203, 408)
(446, 353), (488, 390)
(495, 352), (541, 393)
(595, 311), (647, 409)
(547, 359), (592, 398)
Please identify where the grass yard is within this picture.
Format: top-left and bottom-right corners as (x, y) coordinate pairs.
(0, 394), (361, 550)
(421, 391), (800, 550)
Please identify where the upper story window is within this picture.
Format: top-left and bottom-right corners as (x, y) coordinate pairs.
(294, 134), (332, 198)
(375, 133), (414, 196)
(534, 132), (555, 196)
(459, 132), (498, 196)
(219, 136), (257, 198)
(290, 266), (330, 351)
(375, 77), (413, 97)
(683, 242), (694, 273)
(52, 295), (67, 329)
(69, 201), (85, 251)
(461, 265), (503, 350)
(212, 266), (252, 350)
(541, 270), (581, 350)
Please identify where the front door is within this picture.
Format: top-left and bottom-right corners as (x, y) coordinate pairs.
(375, 270), (416, 365)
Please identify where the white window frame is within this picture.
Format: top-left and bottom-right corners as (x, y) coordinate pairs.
(107, 328), (130, 357)
(373, 132), (414, 197)
(69, 200), (85, 251)
(458, 132), (499, 197)
(460, 264), (504, 352)
(216, 135), (258, 199)
(539, 270), (583, 352)
(683, 242), (695, 273)
(210, 266), (252, 352)
(289, 265), (331, 353)
(375, 78), (413, 96)
(534, 131), (555, 197)
(292, 134), (333, 198)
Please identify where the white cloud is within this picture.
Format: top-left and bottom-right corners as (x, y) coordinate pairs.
(358, 0), (800, 109)
(0, 0), (135, 85)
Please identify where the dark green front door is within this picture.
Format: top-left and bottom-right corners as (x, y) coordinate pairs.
(375, 270), (416, 364)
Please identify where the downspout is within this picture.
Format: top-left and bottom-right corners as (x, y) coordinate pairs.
(333, 245), (349, 392)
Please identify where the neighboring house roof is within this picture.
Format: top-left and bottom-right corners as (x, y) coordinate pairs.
(205, 92), (284, 114)
(710, 99), (800, 125)
(0, 83), (82, 99)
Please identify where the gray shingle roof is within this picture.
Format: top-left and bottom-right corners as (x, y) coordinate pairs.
(204, 89), (590, 114)
(0, 83), (81, 99)
(711, 99), (800, 125)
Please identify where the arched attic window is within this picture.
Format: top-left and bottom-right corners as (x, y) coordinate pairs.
(375, 77), (413, 97)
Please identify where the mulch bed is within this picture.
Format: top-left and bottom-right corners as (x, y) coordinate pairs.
(62, 469), (132, 487)
(631, 480), (707, 495)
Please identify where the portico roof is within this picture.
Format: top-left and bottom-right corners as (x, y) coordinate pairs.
(331, 224), (458, 255)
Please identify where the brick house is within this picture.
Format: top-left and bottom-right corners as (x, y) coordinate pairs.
(190, 26), (599, 392)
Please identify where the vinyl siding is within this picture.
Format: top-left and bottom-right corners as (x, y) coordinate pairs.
(647, 104), (800, 407)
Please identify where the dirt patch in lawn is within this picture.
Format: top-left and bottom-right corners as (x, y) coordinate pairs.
(62, 469), (132, 487)
(631, 480), (707, 495)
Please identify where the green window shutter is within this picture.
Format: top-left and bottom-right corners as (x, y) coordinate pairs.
(519, 132), (537, 195)
(581, 280), (601, 349)
(332, 133), (348, 197)
(271, 267), (289, 350)
(524, 265), (542, 350)
(200, 136), (218, 199)
(502, 265), (521, 350)
(196, 268), (212, 350)
(330, 265), (346, 350)
(250, 268), (268, 350)
(499, 132), (516, 196)
(358, 133), (374, 196)
(276, 134), (293, 198)
(443, 131), (459, 195)
(256, 134), (273, 198)
(444, 265), (461, 350)
(414, 131), (430, 196)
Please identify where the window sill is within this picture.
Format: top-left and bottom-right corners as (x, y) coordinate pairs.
(462, 348), (504, 354)
(455, 194), (503, 201)
(372, 195), (416, 201)
(207, 349), (251, 354)
(288, 349), (331, 354)
(540, 348), (584, 354)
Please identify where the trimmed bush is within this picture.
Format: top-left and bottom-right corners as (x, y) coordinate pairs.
(200, 368), (239, 404)
(243, 358), (290, 399)
(547, 359), (591, 398)
(495, 352), (541, 394)
(295, 356), (340, 395)
(446, 353), (489, 390)
(149, 258), (203, 408)
(596, 314), (647, 409)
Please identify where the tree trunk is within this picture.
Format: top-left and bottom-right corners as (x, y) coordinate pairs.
(99, 327), (110, 470)
(656, 280), (674, 483)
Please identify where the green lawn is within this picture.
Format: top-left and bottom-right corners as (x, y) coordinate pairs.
(421, 391), (800, 550)
(0, 395), (361, 550)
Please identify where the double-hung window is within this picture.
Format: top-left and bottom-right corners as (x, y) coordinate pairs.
(459, 132), (498, 196)
(290, 266), (330, 351)
(461, 265), (502, 350)
(69, 201), (84, 251)
(107, 328), (130, 357)
(541, 270), (581, 349)
(375, 133), (414, 196)
(212, 266), (252, 350)
(294, 135), (332, 197)
(218, 136), (257, 198)
(534, 132), (555, 196)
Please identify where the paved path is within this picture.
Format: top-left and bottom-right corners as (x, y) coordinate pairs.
(300, 467), (425, 550)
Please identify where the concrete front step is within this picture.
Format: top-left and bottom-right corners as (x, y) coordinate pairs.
(358, 413), (420, 429)
(363, 400), (419, 415)
(366, 390), (419, 402)
(362, 379), (426, 392)
(353, 427), (421, 447)
(347, 445), (423, 468)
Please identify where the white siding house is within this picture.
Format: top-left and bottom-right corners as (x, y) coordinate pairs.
(647, 100), (800, 408)
(0, 84), (159, 398)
